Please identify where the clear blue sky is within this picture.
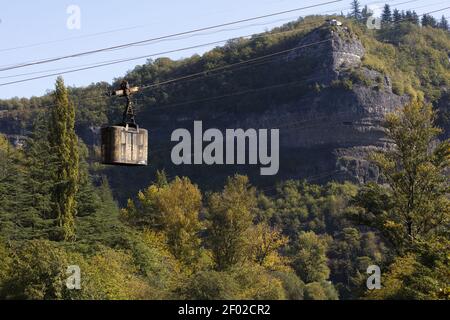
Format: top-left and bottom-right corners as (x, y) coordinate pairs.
(0, 0), (447, 99)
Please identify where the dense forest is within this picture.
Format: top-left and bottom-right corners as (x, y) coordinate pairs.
(0, 81), (448, 299)
(0, 4), (449, 300)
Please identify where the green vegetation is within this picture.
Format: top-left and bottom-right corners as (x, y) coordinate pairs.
(353, 100), (449, 253)
(0, 94), (448, 299)
(344, 17), (450, 101)
(350, 100), (450, 299)
(49, 77), (79, 241)
(0, 7), (449, 300)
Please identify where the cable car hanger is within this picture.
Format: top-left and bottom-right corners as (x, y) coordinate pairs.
(111, 80), (140, 127)
(101, 80), (148, 166)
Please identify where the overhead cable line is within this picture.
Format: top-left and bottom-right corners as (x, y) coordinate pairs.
(0, 36), (331, 87)
(0, 0), (342, 72)
(0, 0), (417, 54)
(1, 2), (447, 85)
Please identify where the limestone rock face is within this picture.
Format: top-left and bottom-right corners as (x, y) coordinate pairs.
(330, 27), (365, 70)
(286, 25), (365, 82)
(232, 25), (409, 183)
(0, 113), (27, 148)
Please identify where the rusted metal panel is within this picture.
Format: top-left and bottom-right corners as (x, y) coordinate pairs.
(101, 125), (148, 166)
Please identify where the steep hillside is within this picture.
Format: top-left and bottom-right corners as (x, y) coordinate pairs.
(0, 16), (449, 202)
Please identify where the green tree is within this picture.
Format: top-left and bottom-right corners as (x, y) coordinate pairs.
(75, 176), (125, 247)
(438, 15), (449, 31)
(328, 228), (385, 299)
(292, 231), (331, 283)
(411, 11), (420, 25)
(272, 270), (305, 300)
(205, 175), (257, 271)
(0, 240), (70, 299)
(328, 227), (361, 297)
(355, 100), (449, 252)
(304, 281), (339, 300)
(22, 111), (98, 241)
(123, 177), (203, 266)
(392, 9), (402, 24)
(23, 114), (55, 221)
(68, 247), (151, 300)
(126, 230), (183, 299)
(74, 142), (99, 218)
(179, 265), (287, 300)
(247, 223), (289, 270)
(49, 77), (80, 241)
(367, 240), (449, 300)
(230, 264), (286, 299)
(0, 240), (11, 293)
(0, 133), (50, 240)
(381, 4), (392, 26)
(421, 14), (437, 28)
(350, 0), (362, 20)
(178, 270), (239, 300)
(154, 177), (203, 266)
(361, 5), (372, 21)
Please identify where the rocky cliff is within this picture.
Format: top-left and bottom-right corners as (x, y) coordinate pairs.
(123, 24), (410, 193)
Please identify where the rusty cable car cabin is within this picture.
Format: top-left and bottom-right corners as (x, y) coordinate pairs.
(101, 81), (148, 166)
(101, 125), (148, 166)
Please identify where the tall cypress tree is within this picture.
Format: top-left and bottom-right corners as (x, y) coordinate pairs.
(49, 77), (79, 241)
